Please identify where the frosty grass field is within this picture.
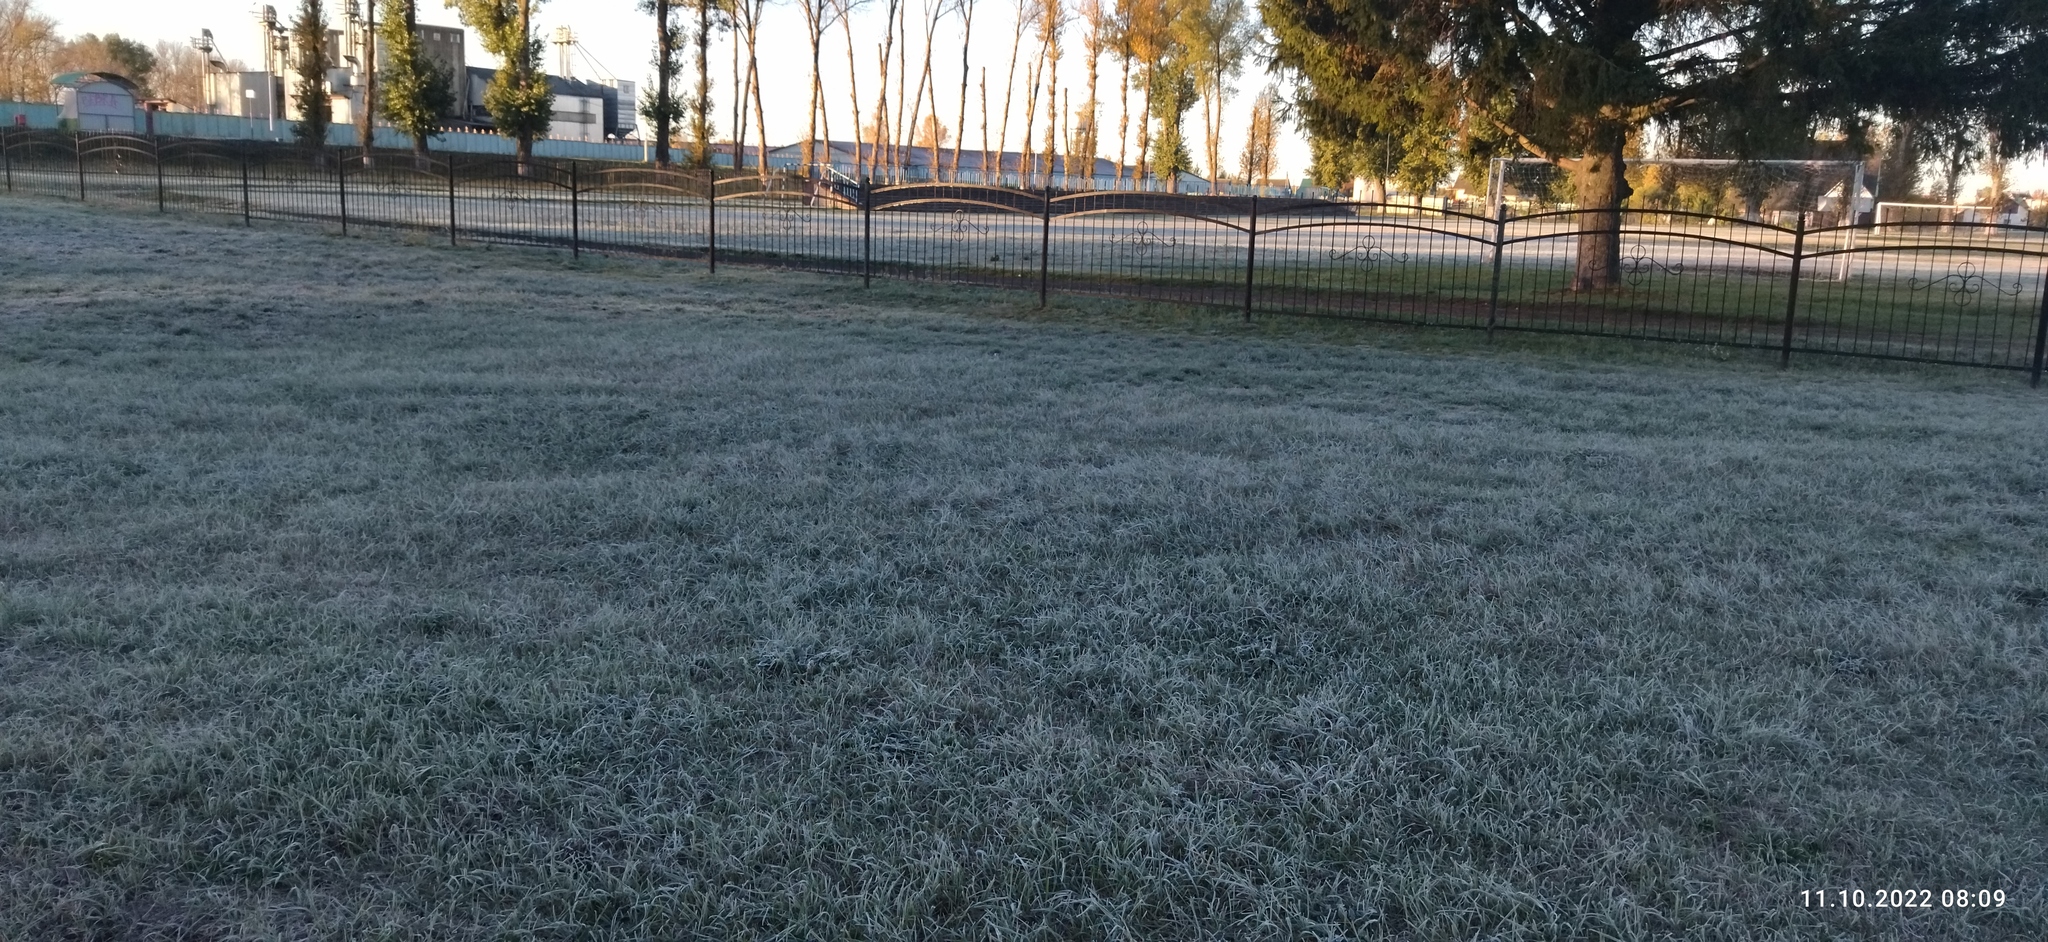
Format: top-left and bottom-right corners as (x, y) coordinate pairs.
(1, 197), (2043, 940)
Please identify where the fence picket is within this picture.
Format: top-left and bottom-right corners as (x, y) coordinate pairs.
(1780, 212), (1807, 369)
(2031, 277), (2048, 388)
(1243, 195), (1259, 322)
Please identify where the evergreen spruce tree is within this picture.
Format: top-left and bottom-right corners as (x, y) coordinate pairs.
(1263, 0), (2048, 291)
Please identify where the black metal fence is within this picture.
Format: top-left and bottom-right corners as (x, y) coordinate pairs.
(8, 130), (2047, 384)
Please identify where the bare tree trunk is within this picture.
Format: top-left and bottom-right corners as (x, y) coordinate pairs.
(1201, 70), (1217, 188)
(1020, 51), (1043, 187)
(731, 13), (742, 169)
(801, 0), (831, 175)
(894, 0), (909, 180)
(1081, 26), (1100, 181)
(925, 55), (942, 177)
(1569, 132), (1630, 292)
(1114, 53), (1129, 188)
(691, 0), (713, 167)
(733, 0), (767, 178)
(996, 0), (1030, 187)
(838, 11), (864, 178)
(979, 67), (990, 183)
(1058, 89), (1069, 185)
(806, 42), (820, 174)
(357, 0), (375, 165)
(515, 0), (534, 176)
(951, 0), (976, 181)
(902, 0), (939, 183)
(653, 0), (677, 167)
(753, 53), (770, 178)
(872, 0), (899, 181)
(1134, 66), (1151, 188)
(1040, 10), (1060, 191)
(806, 70), (823, 176)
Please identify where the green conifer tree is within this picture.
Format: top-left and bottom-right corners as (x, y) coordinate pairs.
(290, 0), (332, 154)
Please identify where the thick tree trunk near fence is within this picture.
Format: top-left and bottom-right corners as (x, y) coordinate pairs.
(1570, 135), (1631, 292)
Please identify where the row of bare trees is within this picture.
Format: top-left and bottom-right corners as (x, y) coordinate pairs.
(650, 0), (1271, 190)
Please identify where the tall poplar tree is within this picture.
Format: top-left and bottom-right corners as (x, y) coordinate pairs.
(379, 0), (455, 160)
(686, 0), (723, 167)
(449, 0), (552, 173)
(355, 0), (376, 162)
(640, 0), (684, 166)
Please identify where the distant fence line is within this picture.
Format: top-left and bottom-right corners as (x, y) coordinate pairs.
(0, 102), (1319, 194)
(6, 131), (2046, 384)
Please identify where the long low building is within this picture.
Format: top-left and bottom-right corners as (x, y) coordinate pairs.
(459, 68), (632, 143)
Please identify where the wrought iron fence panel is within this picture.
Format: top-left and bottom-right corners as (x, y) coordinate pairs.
(871, 184), (1042, 287)
(75, 133), (158, 206)
(449, 156), (576, 250)
(243, 146), (342, 229)
(717, 179), (861, 275)
(1797, 222), (2048, 369)
(580, 166), (709, 258)
(155, 139), (247, 217)
(1255, 202), (1496, 327)
(1040, 189), (1249, 307)
(1493, 210), (1800, 350)
(338, 149), (453, 238)
(0, 129), (80, 197)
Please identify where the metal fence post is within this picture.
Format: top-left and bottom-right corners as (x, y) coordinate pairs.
(706, 169), (716, 273)
(1779, 212), (1807, 369)
(446, 157), (457, 246)
(240, 154), (251, 226)
(2, 126), (10, 192)
(862, 177), (873, 288)
(1486, 202), (1507, 338)
(75, 131), (85, 201)
(1242, 194), (1258, 322)
(154, 135), (165, 212)
(2029, 274), (2048, 388)
(569, 161), (580, 259)
(1038, 185), (1053, 307)
(337, 151), (348, 235)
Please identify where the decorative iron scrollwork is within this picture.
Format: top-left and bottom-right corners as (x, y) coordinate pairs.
(928, 210), (989, 235)
(1909, 260), (2023, 306)
(1618, 243), (1682, 285)
(775, 207), (810, 232)
(1329, 235), (1409, 272)
(1108, 221), (1179, 252)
